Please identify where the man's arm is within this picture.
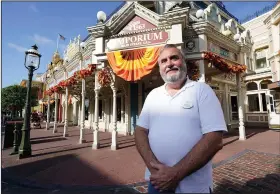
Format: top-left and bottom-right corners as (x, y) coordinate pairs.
(173, 131), (223, 181)
(135, 126), (161, 174)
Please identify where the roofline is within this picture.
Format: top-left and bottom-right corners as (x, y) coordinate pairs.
(242, 10), (272, 26)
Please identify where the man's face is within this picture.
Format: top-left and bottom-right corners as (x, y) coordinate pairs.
(158, 47), (187, 84)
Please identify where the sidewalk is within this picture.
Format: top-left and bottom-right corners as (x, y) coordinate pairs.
(2, 124), (280, 193)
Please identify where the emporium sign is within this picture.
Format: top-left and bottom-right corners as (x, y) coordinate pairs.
(106, 16), (169, 50)
(107, 31), (169, 50)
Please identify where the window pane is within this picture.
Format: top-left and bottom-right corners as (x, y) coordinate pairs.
(247, 82), (258, 91)
(256, 58), (266, 69)
(248, 94), (260, 111)
(270, 97), (274, 112)
(261, 93), (267, 111)
(275, 100), (280, 114)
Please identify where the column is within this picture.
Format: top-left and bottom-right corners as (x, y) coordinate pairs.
(73, 101), (77, 125)
(46, 95), (50, 130)
(257, 81), (263, 112)
(53, 92), (58, 133)
(198, 34), (207, 83)
(121, 94), (124, 123)
(138, 82), (143, 115)
(224, 84), (231, 128)
(92, 89), (100, 149)
(78, 102), (81, 126)
(258, 93), (263, 112)
(237, 73), (246, 140)
(61, 104), (65, 123)
(111, 86), (118, 150)
(125, 89), (130, 135)
(63, 87), (69, 137)
(79, 79), (86, 143)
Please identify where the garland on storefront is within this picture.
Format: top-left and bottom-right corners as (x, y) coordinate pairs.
(44, 64), (97, 96)
(187, 60), (200, 81)
(97, 67), (111, 87)
(203, 51), (247, 73)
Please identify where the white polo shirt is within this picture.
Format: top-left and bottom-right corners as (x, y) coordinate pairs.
(137, 79), (227, 193)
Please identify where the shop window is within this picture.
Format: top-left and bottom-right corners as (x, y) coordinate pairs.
(98, 100), (102, 119)
(85, 98), (89, 120)
(246, 82), (258, 91)
(261, 93), (267, 111)
(248, 94), (260, 112)
(256, 58), (266, 69)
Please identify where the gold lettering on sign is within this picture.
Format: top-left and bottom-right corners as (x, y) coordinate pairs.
(117, 31), (167, 48)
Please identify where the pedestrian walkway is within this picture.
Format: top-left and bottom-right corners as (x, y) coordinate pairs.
(2, 125), (280, 193)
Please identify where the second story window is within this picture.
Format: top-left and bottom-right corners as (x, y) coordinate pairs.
(256, 57), (266, 69)
(255, 48), (268, 69)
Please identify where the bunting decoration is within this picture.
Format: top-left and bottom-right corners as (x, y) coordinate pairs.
(106, 46), (161, 81)
(203, 51), (247, 73)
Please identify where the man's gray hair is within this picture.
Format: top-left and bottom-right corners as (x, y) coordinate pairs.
(158, 44), (186, 62)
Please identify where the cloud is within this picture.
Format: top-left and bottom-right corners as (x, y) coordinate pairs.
(8, 43), (28, 53)
(29, 4), (39, 12)
(29, 34), (54, 46)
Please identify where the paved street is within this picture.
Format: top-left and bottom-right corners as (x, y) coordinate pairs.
(2, 124), (280, 193)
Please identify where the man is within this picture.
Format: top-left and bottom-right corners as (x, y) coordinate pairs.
(135, 44), (227, 193)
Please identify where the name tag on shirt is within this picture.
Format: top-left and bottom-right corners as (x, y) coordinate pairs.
(182, 101), (193, 109)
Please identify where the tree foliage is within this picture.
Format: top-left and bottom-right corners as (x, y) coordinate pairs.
(1, 85), (39, 117)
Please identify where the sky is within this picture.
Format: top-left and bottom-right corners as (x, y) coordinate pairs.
(2, 1), (277, 88)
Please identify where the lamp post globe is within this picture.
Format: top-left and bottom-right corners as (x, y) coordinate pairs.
(18, 44), (41, 159)
(97, 11), (106, 23)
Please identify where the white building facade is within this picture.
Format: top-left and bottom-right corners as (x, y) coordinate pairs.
(242, 2), (280, 129)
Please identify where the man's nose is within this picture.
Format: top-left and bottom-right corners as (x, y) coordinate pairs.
(166, 60), (174, 68)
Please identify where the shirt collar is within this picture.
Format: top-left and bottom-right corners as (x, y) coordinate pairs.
(162, 77), (195, 96)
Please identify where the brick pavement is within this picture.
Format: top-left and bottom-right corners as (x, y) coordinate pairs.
(2, 124), (280, 193)
(133, 150), (280, 193)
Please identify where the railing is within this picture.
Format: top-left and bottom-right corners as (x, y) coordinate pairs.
(246, 112), (268, 123)
(240, 2), (277, 24)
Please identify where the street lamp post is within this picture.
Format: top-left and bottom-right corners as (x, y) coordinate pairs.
(18, 45), (41, 159)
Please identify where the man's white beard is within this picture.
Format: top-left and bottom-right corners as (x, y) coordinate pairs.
(160, 68), (187, 84)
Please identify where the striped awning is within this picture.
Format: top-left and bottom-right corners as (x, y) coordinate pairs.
(106, 46), (161, 81)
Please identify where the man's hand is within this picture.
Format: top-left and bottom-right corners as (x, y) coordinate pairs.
(149, 161), (180, 191)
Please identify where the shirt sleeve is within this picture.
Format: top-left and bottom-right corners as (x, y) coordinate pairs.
(197, 83), (228, 134)
(136, 91), (152, 130)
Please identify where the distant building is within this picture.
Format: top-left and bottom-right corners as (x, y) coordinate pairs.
(20, 79), (45, 113)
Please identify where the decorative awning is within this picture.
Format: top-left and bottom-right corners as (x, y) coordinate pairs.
(106, 46), (161, 81)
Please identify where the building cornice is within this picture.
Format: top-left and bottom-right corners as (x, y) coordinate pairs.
(192, 21), (243, 53)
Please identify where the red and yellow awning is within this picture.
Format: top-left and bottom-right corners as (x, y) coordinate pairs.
(106, 46), (161, 81)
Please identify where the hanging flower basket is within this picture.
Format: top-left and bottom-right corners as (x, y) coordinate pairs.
(203, 51), (246, 73)
(98, 67), (111, 87)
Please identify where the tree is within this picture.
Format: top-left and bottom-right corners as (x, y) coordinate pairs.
(1, 85), (38, 118)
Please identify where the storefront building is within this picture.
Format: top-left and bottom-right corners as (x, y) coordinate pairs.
(242, 2), (280, 129)
(41, 1), (252, 149)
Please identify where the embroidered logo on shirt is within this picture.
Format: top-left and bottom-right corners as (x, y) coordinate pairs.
(182, 101), (193, 109)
